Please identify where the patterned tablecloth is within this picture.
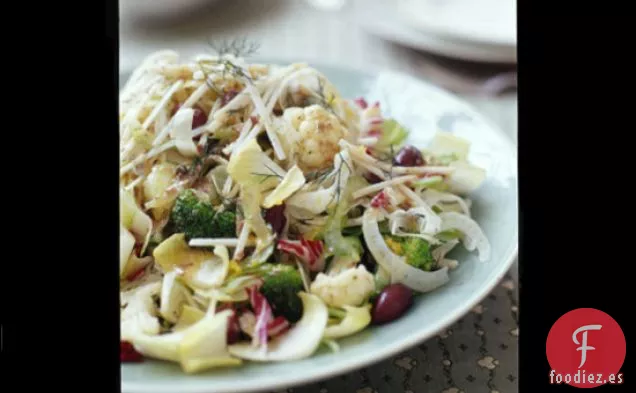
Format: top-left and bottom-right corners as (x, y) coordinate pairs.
(120, 1), (518, 391)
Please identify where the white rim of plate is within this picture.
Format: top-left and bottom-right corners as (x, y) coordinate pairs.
(396, 0), (517, 48)
(120, 60), (518, 393)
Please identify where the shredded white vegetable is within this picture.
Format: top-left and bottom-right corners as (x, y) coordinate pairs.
(353, 175), (417, 199)
(142, 80), (183, 130)
(189, 238), (240, 247)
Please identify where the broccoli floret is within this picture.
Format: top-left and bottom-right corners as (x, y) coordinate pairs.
(384, 235), (435, 272)
(259, 264), (304, 322)
(213, 210), (237, 237)
(169, 189), (236, 240)
(402, 237), (435, 271)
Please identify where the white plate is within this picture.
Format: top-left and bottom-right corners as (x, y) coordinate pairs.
(120, 60), (518, 393)
(397, 0), (517, 47)
(356, 0), (516, 64)
(120, 0), (222, 20)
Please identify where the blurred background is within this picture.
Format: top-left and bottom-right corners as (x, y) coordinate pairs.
(120, 1), (518, 391)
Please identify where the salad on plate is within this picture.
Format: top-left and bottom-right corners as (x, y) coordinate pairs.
(119, 46), (491, 373)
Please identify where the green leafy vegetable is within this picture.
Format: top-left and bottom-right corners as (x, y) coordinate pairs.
(323, 175), (368, 258)
(376, 118), (409, 150)
(384, 235), (435, 272)
(169, 190), (236, 240)
(259, 264), (305, 322)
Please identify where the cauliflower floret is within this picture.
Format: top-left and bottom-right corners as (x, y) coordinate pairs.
(310, 265), (375, 308)
(283, 105), (348, 172)
(283, 107), (305, 130)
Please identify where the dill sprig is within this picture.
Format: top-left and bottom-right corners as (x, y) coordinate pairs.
(305, 166), (334, 184)
(312, 76), (338, 116)
(369, 144), (398, 180)
(250, 163), (284, 183)
(209, 37), (260, 59)
(196, 38), (261, 94)
(339, 152), (353, 174)
(325, 152), (352, 208)
(206, 38), (260, 82)
(253, 173), (282, 184)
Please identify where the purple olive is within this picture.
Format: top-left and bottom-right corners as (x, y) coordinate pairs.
(192, 107), (208, 129)
(372, 284), (414, 324)
(394, 145), (425, 167)
(264, 204), (287, 236)
(218, 305), (241, 344)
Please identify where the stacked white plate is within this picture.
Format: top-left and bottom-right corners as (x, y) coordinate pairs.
(120, 0), (222, 21)
(356, 0), (517, 64)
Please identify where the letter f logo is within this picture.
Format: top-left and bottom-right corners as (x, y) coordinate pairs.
(572, 325), (602, 368)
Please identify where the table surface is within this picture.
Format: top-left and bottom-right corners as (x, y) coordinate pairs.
(120, 1), (518, 392)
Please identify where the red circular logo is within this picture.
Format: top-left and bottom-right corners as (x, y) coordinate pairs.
(546, 308), (626, 388)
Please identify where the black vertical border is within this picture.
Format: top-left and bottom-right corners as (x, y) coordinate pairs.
(5, 0), (120, 390)
(108, 0), (121, 390)
(518, 0), (632, 391)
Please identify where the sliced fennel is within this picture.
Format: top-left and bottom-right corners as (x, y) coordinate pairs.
(120, 188), (153, 254)
(121, 282), (162, 341)
(182, 245), (230, 290)
(262, 165), (306, 208)
(143, 163), (178, 219)
(423, 131), (486, 194)
(375, 118), (409, 150)
(240, 187), (275, 246)
(228, 293), (328, 361)
(388, 207), (441, 243)
(362, 208), (450, 293)
(170, 108), (198, 157)
(227, 138), (286, 192)
(178, 309), (242, 373)
(160, 271), (193, 323)
(130, 309), (241, 372)
(120, 226), (136, 278)
(421, 189), (471, 216)
(286, 150), (354, 214)
(324, 304), (372, 339)
(173, 305), (205, 331)
(153, 233), (215, 272)
(323, 175), (368, 259)
(130, 330), (186, 362)
(440, 212), (491, 261)
(428, 132), (470, 161)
